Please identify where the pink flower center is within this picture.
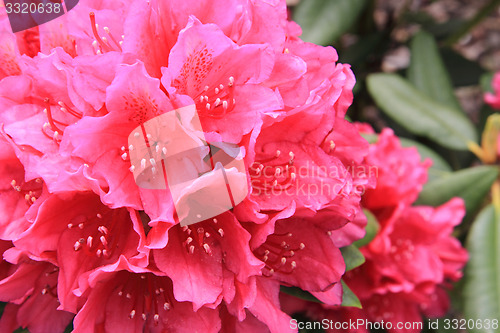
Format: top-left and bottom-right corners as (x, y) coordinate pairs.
(194, 76), (236, 118)
(390, 238), (415, 261)
(120, 130), (168, 175)
(115, 272), (175, 326)
(9, 177), (43, 206)
(254, 232), (305, 276)
(39, 265), (60, 299)
(42, 98), (82, 143)
(69, 210), (119, 258)
(181, 218), (225, 256)
(19, 29), (41, 58)
(89, 12), (123, 54)
(250, 150), (297, 193)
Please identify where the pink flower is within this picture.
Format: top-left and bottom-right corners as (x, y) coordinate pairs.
(341, 200), (466, 332)
(249, 124), (350, 213)
(0, 247), (73, 333)
(161, 17), (281, 144)
(0, 17), (22, 79)
(0, 0), (126, 80)
(279, 127), (468, 332)
(219, 276), (295, 333)
(152, 212), (263, 309)
(485, 72), (500, 109)
(0, 136), (41, 240)
(13, 191), (147, 312)
(362, 129), (431, 211)
(337, 128), (468, 332)
(72, 257), (221, 333)
(347, 199), (468, 311)
(73, 256), (293, 333)
(60, 61), (173, 212)
(0, 47), (123, 190)
(251, 216), (345, 294)
(280, 201), (468, 333)
(277, 34), (355, 115)
(123, 0), (287, 78)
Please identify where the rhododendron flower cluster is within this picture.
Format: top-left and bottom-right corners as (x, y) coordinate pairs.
(282, 128), (468, 333)
(0, 0), (374, 332)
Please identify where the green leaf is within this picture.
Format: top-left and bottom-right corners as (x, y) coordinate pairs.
(340, 245), (365, 271)
(339, 32), (385, 67)
(408, 31), (462, 111)
(424, 19), (464, 41)
(353, 209), (379, 248)
(402, 11), (464, 41)
(481, 72), (496, 93)
(360, 133), (377, 144)
(416, 166), (498, 217)
(399, 138), (452, 171)
(280, 286), (322, 304)
(293, 0), (368, 45)
(399, 138), (452, 181)
(367, 73), (477, 150)
(464, 205), (500, 332)
(341, 280), (361, 308)
(64, 321), (74, 333)
(440, 48), (486, 87)
(402, 11), (436, 27)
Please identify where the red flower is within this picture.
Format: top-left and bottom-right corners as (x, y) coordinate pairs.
(485, 72), (500, 109)
(14, 191), (147, 312)
(363, 129), (431, 210)
(72, 257), (221, 333)
(0, 247), (73, 333)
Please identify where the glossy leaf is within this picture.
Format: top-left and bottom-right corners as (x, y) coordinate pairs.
(399, 139), (451, 182)
(416, 166), (498, 216)
(367, 73), (477, 150)
(293, 0), (367, 45)
(280, 286), (321, 304)
(353, 209), (379, 248)
(441, 48), (486, 87)
(408, 31), (462, 111)
(360, 133), (377, 144)
(340, 32), (386, 67)
(481, 72), (495, 93)
(399, 138), (453, 175)
(341, 280), (361, 308)
(463, 205), (500, 332)
(340, 245), (365, 271)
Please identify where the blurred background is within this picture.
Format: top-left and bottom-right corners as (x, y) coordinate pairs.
(289, 0), (500, 134)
